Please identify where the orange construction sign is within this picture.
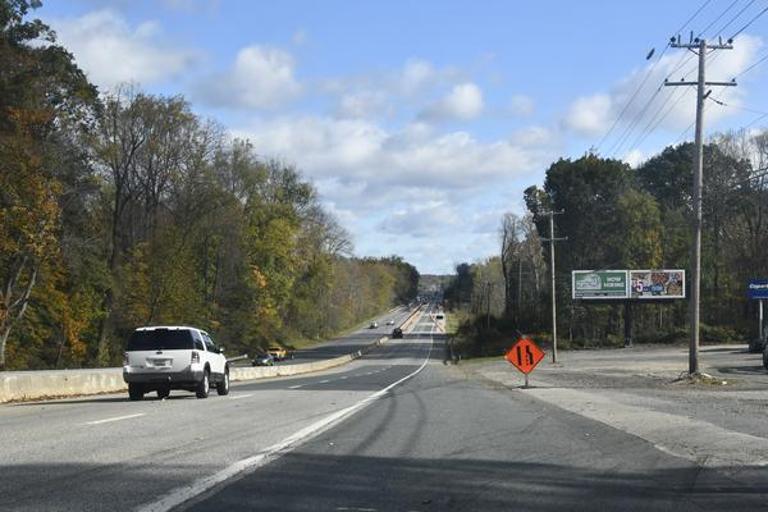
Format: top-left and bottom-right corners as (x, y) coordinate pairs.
(505, 337), (545, 375)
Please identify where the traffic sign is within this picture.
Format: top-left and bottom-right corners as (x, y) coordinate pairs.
(505, 337), (545, 375)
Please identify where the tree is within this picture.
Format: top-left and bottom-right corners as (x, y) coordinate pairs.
(0, 0), (96, 367)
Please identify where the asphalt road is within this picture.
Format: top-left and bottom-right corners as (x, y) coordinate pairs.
(3, 307), (767, 511)
(281, 307), (415, 365)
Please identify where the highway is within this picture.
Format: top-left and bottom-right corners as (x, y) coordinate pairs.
(3, 304), (767, 511)
(282, 307), (413, 365)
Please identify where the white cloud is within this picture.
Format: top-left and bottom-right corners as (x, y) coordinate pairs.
(336, 90), (390, 119)
(419, 82), (484, 121)
(399, 58), (437, 95)
(379, 202), (461, 237)
(623, 149), (647, 168)
(49, 9), (197, 89)
(232, 114), (559, 220)
(563, 94), (612, 136)
(198, 45), (301, 109)
(509, 94), (535, 116)
(563, 34), (763, 143)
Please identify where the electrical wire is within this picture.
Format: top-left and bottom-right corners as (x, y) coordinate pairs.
(697, 0), (740, 37)
(730, 4), (768, 38)
(594, 0), (715, 153)
(713, 0), (758, 38)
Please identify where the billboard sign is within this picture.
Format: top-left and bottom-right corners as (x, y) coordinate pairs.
(748, 279), (768, 300)
(572, 270), (629, 300)
(630, 270), (686, 299)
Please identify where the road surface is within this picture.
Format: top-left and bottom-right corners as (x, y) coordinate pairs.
(2, 308), (767, 511)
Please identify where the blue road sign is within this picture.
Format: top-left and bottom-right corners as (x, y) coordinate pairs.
(748, 279), (768, 300)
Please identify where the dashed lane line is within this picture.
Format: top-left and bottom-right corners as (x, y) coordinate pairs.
(85, 413), (145, 426)
(136, 337), (434, 512)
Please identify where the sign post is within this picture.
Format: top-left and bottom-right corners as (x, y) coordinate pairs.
(505, 337), (545, 388)
(748, 279), (768, 343)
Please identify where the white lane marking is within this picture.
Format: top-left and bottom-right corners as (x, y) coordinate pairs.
(340, 376), (348, 380)
(137, 338), (433, 512)
(228, 394), (253, 400)
(319, 379), (331, 384)
(85, 413), (145, 426)
(288, 384), (303, 389)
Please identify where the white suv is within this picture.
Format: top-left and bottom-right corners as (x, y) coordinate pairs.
(122, 326), (230, 400)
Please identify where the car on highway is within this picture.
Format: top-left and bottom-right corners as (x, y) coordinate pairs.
(252, 352), (275, 366)
(267, 346), (293, 361)
(392, 327), (403, 339)
(123, 325), (229, 400)
(386, 319), (395, 325)
(369, 321), (379, 329)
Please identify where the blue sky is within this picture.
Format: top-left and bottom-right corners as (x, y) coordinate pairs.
(36, 0), (768, 274)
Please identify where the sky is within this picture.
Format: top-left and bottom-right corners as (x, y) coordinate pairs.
(35, 0), (768, 274)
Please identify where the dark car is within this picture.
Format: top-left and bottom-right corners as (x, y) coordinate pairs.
(252, 353), (275, 366)
(392, 328), (403, 339)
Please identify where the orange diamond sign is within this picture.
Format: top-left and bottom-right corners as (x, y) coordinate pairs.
(505, 337), (545, 375)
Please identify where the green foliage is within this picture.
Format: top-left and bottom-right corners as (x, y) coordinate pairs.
(0, 2), (419, 369)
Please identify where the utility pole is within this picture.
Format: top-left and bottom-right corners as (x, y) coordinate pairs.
(485, 282), (493, 329)
(666, 34), (735, 375)
(541, 210), (566, 363)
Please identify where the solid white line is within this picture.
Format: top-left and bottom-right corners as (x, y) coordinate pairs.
(288, 384), (303, 389)
(85, 413), (145, 426)
(136, 338), (433, 512)
(228, 394), (253, 400)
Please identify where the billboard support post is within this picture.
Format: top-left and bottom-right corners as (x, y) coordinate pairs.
(624, 301), (633, 348)
(760, 300), (764, 343)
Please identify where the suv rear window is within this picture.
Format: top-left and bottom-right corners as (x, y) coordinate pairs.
(126, 329), (194, 351)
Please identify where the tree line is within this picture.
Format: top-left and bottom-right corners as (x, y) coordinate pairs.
(447, 134), (768, 355)
(0, 1), (418, 369)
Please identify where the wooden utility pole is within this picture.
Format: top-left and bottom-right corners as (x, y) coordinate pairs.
(666, 35), (735, 375)
(541, 210), (566, 363)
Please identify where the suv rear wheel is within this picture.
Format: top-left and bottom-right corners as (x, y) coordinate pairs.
(196, 369), (210, 399)
(217, 367), (230, 396)
(128, 383), (144, 401)
(157, 385), (171, 399)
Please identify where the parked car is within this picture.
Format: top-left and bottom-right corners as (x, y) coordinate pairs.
(369, 321), (379, 329)
(122, 326), (229, 400)
(392, 327), (403, 339)
(252, 353), (275, 366)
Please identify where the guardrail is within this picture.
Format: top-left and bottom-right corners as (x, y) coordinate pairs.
(0, 335), (391, 404)
(0, 305), (423, 404)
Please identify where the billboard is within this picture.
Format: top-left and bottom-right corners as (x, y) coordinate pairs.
(572, 270), (629, 300)
(629, 270), (685, 299)
(748, 279), (768, 300)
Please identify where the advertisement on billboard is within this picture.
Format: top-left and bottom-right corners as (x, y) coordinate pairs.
(572, 270), (629, 299)
(629, 270), (686, 299)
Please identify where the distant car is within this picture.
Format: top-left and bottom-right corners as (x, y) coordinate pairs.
(369, 321), (379, 329)
(267, 346), (291, 361)
(252, 353), (275, 366)
(123, 325), (229, 400)
(435, 314), (444, 320)
(392, 328), (403, 339)
(387, 319), (395, 325)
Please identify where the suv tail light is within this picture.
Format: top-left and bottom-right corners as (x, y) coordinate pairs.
(123, 352), (129, 366)
(191, 351), (200, 364)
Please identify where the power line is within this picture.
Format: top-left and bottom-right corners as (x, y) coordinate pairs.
(731, 4), (768, 38)
(697, 0), (740, 37)
(732, 51), (768, 79)
(595, 0), (716, 153)
(713, 0), (758, 37)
